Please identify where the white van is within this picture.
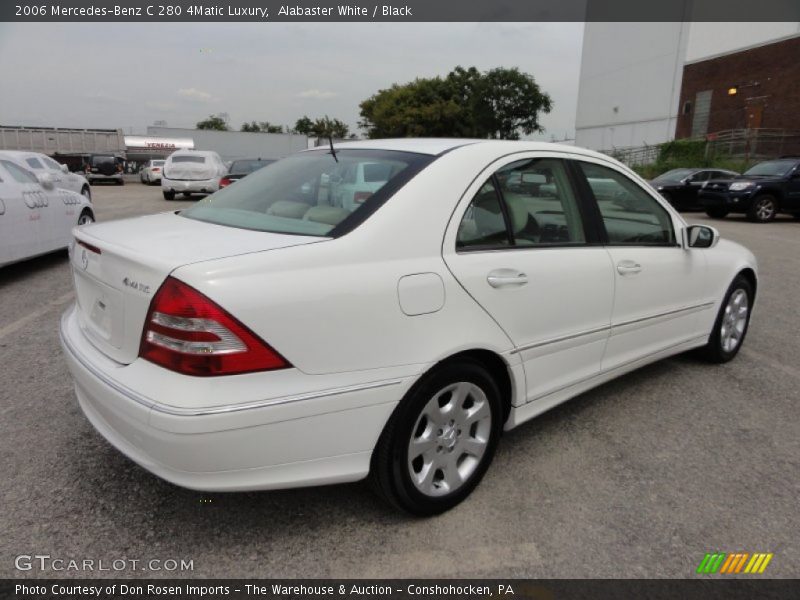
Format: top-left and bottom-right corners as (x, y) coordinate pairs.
(161, 150), (226, 200)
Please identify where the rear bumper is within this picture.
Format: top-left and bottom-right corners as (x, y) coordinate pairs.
(161, 177), (218, 194)
(87, 173), (123, 182)
(59, 305), (402, 491)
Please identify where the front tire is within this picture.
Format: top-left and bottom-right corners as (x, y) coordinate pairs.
(705, 207), (729, 219)
(747, 195), (777, 223)
(370, 360), (503, 516)
(77, 209), (94, 226)
(696, 275), (753, 363)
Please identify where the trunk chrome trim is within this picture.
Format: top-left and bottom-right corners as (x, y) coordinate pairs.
(510, 301), (715, 355)
(61, 309), (403, 417)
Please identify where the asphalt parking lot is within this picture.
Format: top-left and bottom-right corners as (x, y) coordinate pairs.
(1, 182), (798, 579)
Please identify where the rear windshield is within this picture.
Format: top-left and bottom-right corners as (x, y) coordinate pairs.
(230, 159), (273, 174)
(181, 149), (432, 237)
(153, 160), (165, 166)
(171, 155), (206, 164)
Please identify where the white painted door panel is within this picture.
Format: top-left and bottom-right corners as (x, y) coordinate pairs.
(602, 246), (708, 370)
(445, 247), (615, 401)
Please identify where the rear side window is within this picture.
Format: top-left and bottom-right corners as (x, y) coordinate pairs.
(576, 161), (675, 246)
(171, 156), (206, 164)
(457, 181), (512, 249)
(25, 157), (44, 170)
(457, 157), (586, 250)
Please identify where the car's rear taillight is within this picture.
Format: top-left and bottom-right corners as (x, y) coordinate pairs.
(219, 177), (232, 188)
(353, 192), (372, 204)
(152, 167), (161, 172)
(139, 276), (290, 376)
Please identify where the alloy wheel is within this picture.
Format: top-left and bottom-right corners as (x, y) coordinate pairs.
(407, 381), (492, 497)
(720, 289), (748, 353)
(754, 198), (775, 222)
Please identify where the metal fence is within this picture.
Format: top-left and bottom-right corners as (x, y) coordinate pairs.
(705, 129), (800, 162)
(600, 129), (800, 167)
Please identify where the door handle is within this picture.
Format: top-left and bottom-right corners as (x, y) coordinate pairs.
(487, 269), (528, 288)
(616, 260), (642, 275)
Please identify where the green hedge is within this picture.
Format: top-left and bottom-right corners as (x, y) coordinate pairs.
(632, 139), (749, 179)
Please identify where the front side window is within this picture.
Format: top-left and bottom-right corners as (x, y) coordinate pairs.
(42, 156), (63, 171)
(0, 160), (38, 184)
(577, 161), (675, 246)
(182, 149), (431, 237)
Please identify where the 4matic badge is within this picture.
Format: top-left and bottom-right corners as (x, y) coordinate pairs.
(122, 277), (151, 295)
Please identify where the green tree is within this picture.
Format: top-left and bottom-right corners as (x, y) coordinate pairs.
(293, 115), (350, 138)
(359, 66), (552, 139)
(196, 115), (229, 131)
(241, 121), (285, 133)
(293, 116), (315, 136)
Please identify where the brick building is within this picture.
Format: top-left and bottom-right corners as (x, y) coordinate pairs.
(676, 35), (800, 139)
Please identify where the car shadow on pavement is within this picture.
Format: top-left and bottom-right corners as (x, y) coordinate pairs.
(0, 250), (69, 287)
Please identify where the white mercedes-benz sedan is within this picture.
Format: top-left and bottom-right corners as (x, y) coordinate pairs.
(0, 152), (94, 268)
(60, 139), (757, 515)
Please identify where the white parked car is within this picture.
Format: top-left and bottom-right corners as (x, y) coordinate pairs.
(140, 159), (166, 185)
(60, 140), (757, 515)
(0, 152), (94, 268)
(161, 150), (226, 200)
(3, 150), (92, 201)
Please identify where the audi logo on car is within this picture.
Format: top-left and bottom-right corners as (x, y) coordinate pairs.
(23, 191), (48, 209)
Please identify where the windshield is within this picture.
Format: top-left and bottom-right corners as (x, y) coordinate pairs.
(181, 149), (432, 237)
(744, 160), (796, 177)
(230, 159), (273, 174)
(171, 155), (206, 164)
(652, 168), (694, 182)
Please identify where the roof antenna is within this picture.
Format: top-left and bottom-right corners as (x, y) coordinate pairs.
(328, 134), (338, 163)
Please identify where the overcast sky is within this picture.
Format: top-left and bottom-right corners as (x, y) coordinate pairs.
(0, 23), (583, 140)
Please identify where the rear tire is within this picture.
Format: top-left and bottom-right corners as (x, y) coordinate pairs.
(695, 274), (753, 363)
(163, 190), (175, 200)
(747, 195), (777, 223)
(370, 359), (503, 516)
(705, 207), (729, 219)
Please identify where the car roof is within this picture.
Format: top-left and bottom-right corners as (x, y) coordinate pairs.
(0, 150), (46, 160)
(320, 138), (603, 158)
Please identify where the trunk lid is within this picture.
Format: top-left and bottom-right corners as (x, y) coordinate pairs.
(70, 211), (323, 364)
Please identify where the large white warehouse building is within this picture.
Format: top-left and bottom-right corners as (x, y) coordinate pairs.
(574, 22), (800, 151)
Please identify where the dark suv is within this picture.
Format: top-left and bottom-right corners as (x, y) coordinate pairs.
(698, 158), (800, 222)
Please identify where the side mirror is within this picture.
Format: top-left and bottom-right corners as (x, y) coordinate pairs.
(685, 224), (719, 249)
(38, 171), (55, 190)
(60, 163), (69, 174)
